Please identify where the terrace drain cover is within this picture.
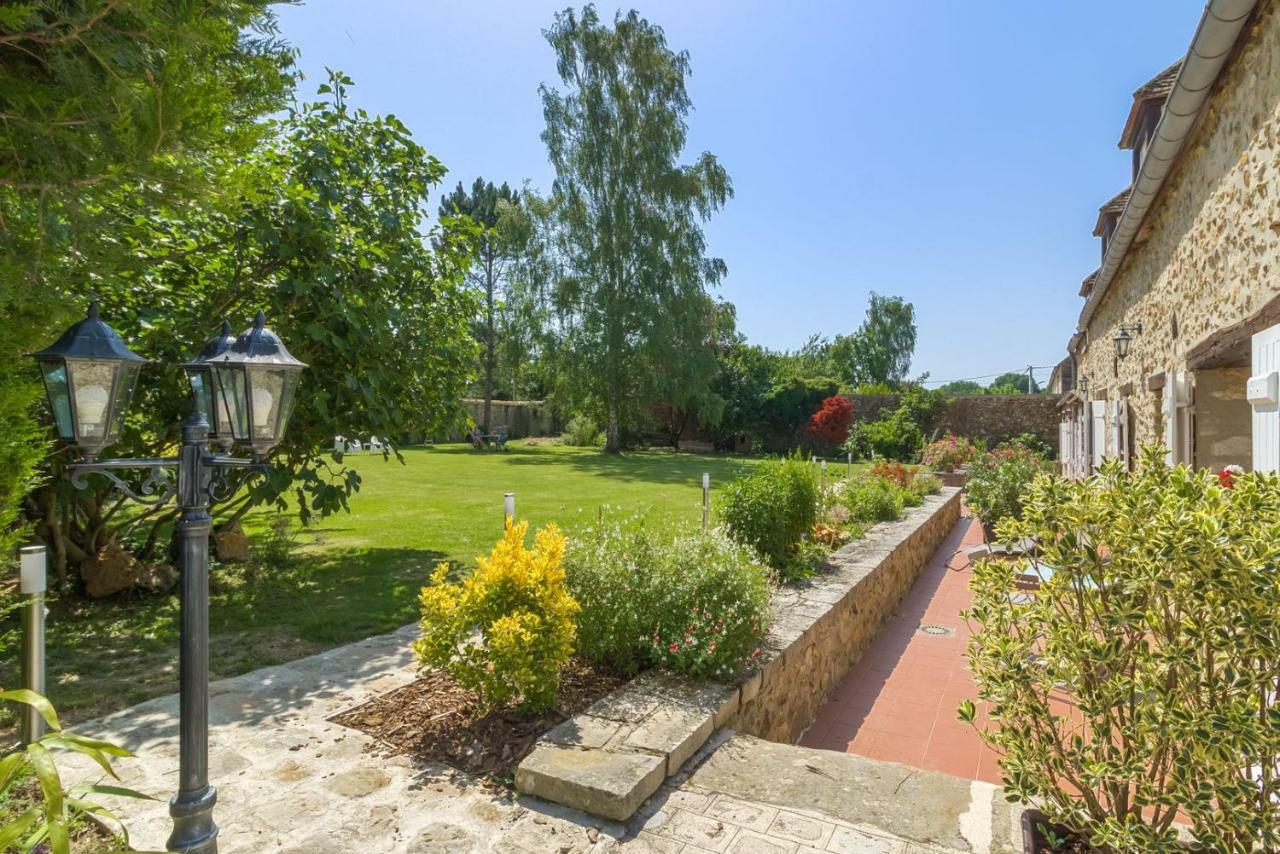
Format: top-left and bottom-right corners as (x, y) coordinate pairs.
(918, 624), (954, 637)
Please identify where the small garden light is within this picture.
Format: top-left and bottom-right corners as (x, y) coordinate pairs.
(31, 301), (147, 461)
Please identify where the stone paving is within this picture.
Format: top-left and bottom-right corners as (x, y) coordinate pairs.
(798, 514), (1003, 784)
(62, 617), (1005, 852)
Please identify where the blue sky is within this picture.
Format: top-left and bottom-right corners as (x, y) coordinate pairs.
(275, 1), (1207, 388)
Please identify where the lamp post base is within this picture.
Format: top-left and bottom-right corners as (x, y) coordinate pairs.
(167, 785), (218, 853)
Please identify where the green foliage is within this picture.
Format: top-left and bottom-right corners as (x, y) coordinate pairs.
(844, 385), (945, 462)
(0, 0), (295, 579)
(840, 475), (905, 523)
(0, 690), (152, 854)
(719, 455), (818, 579)
(414, 521), (578, 714)
(920, 434), (981, 472)
(840, 292), (917, 387)
(536, 6), (732, 452)
(964, 443), (1053, 531)
(936, 380), (984, 396)
(987, 371), (1040, 394)
(909, 472), (942, 498)
(761, 375), (842, 446)
(35, 73), (480, 579)
(439, 178), (530, 429)
(963, 449), (1280, 851)
(564, 519), (772, 680)
(561, 414), (603, 447)
(708, 340), (776, 450)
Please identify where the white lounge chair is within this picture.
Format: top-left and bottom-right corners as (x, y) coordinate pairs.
(369, 436), (388, 454)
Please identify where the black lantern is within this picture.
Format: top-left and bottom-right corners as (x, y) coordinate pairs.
(183, 320), (237, 447)
(31, 302), (147, 460)
(1114, 322), (1142, 360)
(205, 311), (306, 459)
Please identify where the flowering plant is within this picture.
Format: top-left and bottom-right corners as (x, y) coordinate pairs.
(414, 521), (579, 713)
(565, 518), (772, 681)
(920, 434), (979, 472)
(1218, 464), (1244, 488)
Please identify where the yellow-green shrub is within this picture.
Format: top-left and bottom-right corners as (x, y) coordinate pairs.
(413, 521), (579, 714)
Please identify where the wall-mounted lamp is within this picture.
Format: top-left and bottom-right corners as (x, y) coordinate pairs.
(1114, 322), (1143, 360)
(1078, 374), (1089, 393)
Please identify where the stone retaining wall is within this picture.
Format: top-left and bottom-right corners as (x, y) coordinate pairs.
(733, 487), (963, 742)
(516, 487), (963, 820)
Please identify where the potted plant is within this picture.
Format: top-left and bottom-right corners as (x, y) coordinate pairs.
(962, 449), (1280, 852)
(963, 443), (1051, 541)
(921, 434), (980, 487)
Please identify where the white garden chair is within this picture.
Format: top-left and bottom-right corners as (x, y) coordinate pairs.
(347, 438), (363, 454)
(369, 435), (388, 454)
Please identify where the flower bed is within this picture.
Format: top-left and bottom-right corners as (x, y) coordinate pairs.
(331, 658), (625, 783)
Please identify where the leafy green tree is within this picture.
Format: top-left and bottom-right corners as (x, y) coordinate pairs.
(0, 0), (295, 563)
(937, 380), (985, 396)
(709, 340), (776, 450)
(989, 371), (1040, 394)
(439, 179), (531, 430)
(537, 5), (732, 452)
(35, 74), (478, 580)
(843, 293), (916, 387)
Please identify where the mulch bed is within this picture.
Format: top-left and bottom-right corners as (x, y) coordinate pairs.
(330, 658), (627, 784)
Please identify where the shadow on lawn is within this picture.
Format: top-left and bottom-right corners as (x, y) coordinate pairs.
(0, 545), (446, 725)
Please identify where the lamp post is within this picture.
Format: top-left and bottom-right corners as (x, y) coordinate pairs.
(31, 302), (306, 854)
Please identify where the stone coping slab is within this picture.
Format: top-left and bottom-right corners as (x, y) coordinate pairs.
(516, 488), (963, 821)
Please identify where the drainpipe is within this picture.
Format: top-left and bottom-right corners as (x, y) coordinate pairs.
(1078, 0), (1258, 329)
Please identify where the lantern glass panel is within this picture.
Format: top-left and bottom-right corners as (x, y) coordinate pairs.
(69, 360), (117, 442)
(187, 368), (216, 430)
(108, 362), (139, 440)
(39, 362), (74, 439)
(214, 365), (249, 441)
(247, 366), (300, 442)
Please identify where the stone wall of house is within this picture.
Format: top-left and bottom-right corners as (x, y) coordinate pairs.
(1195, 366), (1253, 471)
(1077, 1), (1280, 451)
(734, 489), (963, 743)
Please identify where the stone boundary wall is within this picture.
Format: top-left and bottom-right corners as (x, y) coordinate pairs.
(933, 394), (1060, 453)
(733, 487), (963, 742)
(460, 398), (557, 437)
(842, 393), (1059, 453)
(516, 488), (963, 820)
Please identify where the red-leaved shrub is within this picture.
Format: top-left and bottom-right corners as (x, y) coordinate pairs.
(806, 396), (853, 446)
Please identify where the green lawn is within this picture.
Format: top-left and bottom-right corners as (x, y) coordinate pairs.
(1, 442), (767, 723)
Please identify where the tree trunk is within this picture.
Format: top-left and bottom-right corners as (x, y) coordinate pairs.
(482, 249), (496, 433)
(605, 404), (622, 454)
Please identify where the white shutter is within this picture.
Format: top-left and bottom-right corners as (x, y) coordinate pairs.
(1163, 374), (1177, 465)
(1090, 400), (1107, 472)
(1059, 420), (1071, 473)
(1117, 397), (1130, 469)
(1252, 324), (1280, 473)
(1108, 400), (1121, 464)
(1163, 371), (1191, 466)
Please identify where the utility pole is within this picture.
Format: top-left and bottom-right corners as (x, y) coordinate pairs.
(1027, 365), (1035, 395)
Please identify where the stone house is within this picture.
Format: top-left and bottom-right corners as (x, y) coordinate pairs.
(1058, 0), (1280, 477)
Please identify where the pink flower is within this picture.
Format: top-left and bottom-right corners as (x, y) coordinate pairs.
(668, 642), (679, 653)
